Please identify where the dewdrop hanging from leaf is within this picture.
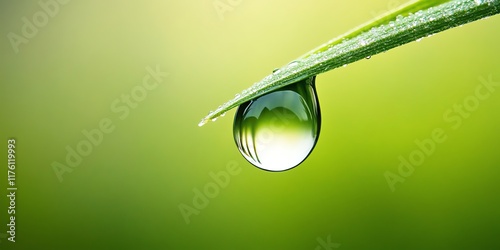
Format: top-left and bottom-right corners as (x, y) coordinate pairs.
(233, 76), (321, 171)
(200, 0), (500, 171)
(200, 0), (500, 126)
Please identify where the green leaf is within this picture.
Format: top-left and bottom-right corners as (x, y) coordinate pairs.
(199, 0), (500, 127)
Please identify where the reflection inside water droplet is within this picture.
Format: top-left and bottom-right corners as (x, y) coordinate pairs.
(233, 76), (321, 171)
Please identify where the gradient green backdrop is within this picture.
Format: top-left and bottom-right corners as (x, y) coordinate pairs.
(1, 0), (499, 249)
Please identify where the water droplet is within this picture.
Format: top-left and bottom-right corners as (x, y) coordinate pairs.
(198, 120), (206, 127)
(343, 64), (347, 67)
(287, 61), (300, 68)
(366, 56), (371, 59)
(233, 76), (321, 171)
(273, 68), (281, 74)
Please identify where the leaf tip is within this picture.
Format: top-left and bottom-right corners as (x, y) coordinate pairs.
(198, 119), (207, 127)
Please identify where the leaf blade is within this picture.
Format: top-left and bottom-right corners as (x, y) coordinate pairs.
(199, 0), (500, 127)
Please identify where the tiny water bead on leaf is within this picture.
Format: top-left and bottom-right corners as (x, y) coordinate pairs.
(233, 76), (321, 171)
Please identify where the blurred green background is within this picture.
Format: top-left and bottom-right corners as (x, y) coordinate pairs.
(1, 0), (499, 249)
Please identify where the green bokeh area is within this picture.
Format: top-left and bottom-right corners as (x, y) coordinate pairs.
(1, 0), (499, 249)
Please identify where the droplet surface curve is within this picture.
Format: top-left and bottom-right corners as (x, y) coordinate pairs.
(233, 76), (321, 171)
